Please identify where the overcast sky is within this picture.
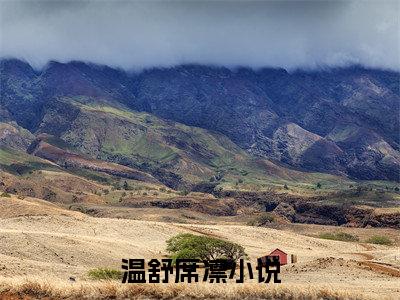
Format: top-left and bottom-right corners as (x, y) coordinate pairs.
(0, 0), (399, 70)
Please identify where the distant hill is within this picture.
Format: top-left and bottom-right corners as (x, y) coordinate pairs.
(1, 58), (399, 182)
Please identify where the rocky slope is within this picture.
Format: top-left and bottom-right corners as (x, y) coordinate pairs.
(6, 97), (323, 189)
(1, 58), (399, 181)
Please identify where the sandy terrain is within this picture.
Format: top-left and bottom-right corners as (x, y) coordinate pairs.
(0, 195), (399, 299)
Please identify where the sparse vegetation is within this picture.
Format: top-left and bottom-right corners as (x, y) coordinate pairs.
(0, 192), (11, 197)
(0, 277), (373, 300)
(68, 168), (111, 184)
(166, 233), (247, 262)
(123, 181), (131, 190)
(179, 189), (190, 196)
(87, 268), (122, 281)
(213, 186), (223, 198)
(365, 235), (393, 246)
(318, 232), (359, 242)
(247, 213), (275, 226)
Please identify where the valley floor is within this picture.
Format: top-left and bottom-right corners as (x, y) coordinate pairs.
(0, 195), (399, 299)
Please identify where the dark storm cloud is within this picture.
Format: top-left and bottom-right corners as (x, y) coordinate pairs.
(0, 0), (399, 70)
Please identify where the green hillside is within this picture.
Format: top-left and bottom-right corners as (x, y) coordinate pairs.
(32, 98), (358, 191)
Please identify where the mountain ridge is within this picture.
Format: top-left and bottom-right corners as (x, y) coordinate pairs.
(1, 58), (399, 181)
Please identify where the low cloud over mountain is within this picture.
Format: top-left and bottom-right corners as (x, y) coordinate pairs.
(1, 58), (399, 181)
(1, 0), (399, 70)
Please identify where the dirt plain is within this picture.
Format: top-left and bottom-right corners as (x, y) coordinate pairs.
(0, 195), (399, 299)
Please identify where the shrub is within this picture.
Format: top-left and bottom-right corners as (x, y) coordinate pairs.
(365, 235), (393, 246)
(1, 192), (11, 197)
(166, 233), (247, 262)
(123, 181), (130, 190)
(178, 189), (190, 196)
(247, 213), (275, 226)
(318, 232), (359, 242)
(215, 172), (224, 181)
(213, 186), (223, 198)
(87, 268), (122, 280)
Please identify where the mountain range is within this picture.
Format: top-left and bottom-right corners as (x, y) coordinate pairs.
(1, 58), (399, 187)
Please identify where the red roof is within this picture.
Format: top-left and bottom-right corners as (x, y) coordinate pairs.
(268, 248), (287, 256)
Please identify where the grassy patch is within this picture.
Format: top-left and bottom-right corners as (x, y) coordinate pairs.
(0, 148), (58, 175)
(131, 134), (177, 162)
(365, 235), (393, 246)
(0, 162), (57, 176)
(87, 268), (122, 281)
(66, 168), (112, 184)
(318, 232), (359, 242)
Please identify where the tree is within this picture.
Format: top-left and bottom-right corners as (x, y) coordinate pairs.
(166, 233), (247, 262)
(316, 182), (322, 189)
